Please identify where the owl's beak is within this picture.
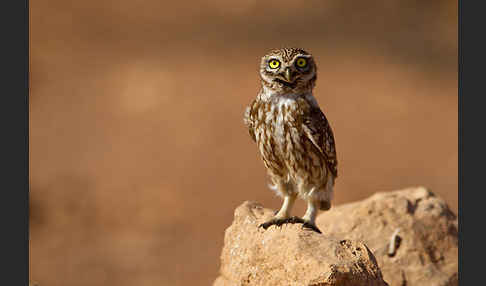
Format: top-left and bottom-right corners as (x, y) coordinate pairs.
(283, 68), (293, 82)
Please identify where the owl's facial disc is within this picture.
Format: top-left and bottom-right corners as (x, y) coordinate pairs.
(260, 50), (316, 92)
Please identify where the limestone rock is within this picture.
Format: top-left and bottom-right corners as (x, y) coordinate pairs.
(316, 187), (458, 286)
(214, 201), (388, 286)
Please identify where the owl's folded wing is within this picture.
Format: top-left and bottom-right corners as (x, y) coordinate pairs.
(243, 101), (257, 142)
(302, 107), (338, 178)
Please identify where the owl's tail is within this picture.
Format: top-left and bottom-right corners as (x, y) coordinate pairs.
(317, 173), (335, 211)
(319, 200), (331, 211)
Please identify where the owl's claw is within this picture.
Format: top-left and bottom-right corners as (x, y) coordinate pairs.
(259, 216), (306, 230)
(259, 217), (322, 234)
(302, 222), (322, 234)
(258, 218), (284, 230)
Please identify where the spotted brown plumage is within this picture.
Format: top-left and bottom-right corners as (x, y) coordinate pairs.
(243, 47), (338, 233)
(302, 105), (338, 178)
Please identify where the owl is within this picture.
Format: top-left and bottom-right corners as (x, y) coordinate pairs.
(243, 47), (338, 234)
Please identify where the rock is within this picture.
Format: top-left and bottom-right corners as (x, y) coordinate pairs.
(214, 201), (389, 286)
(316, 186), (458, 286)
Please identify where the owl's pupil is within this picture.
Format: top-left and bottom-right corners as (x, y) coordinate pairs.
(269, 60), (279, 68)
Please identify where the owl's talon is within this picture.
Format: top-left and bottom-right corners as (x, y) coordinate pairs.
(259, 216), (307, 230)
(302, 222), (322, 234)
(287, 216), (305, 224)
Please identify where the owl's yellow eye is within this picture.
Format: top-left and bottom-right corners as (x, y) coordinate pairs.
(296, 58), (308, 68)
(268, 59), (280, 69)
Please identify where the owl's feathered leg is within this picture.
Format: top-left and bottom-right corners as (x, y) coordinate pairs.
(274, 193), (296, 219)
(300, 173), (334, 233)
(259, 179), (304, 230)
(259, 194), (299, 230)
(297, 186), (323, 234)
(301, 197), (322, 233)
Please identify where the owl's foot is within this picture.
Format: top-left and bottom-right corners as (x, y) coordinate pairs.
(301, 222), (322, 234)
(259, 216), (306, 230)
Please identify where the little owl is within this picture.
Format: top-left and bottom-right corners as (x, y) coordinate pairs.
(244, 47), (338, 234)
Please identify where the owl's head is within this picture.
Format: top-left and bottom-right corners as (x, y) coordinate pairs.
(259, 47), (317, 94)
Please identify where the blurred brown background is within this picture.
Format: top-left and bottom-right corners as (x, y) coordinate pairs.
(29, 0), (457, 285)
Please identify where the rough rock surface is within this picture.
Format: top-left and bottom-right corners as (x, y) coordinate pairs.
(316, 186), (458, 286)
(214, 187), (457, 286)
(214, 201), (388, 286)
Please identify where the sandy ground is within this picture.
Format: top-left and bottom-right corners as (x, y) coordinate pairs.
(30, 0), (457, 285)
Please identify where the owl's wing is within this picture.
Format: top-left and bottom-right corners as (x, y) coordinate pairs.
(243, 100), (257, 142)
(302, 107), (338, 178)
